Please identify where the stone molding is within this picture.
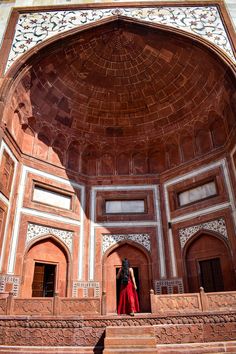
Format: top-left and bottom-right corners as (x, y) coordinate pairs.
(178, 217), (228, 248)
(6, 5), (235, 71)
(0, 275), (20, 296)
(0, 313), (236, 328)
(102, 233), (151, 253)
(26, 223), (73, 253)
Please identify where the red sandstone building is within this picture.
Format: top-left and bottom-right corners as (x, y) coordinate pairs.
(0, 1), (236, 352)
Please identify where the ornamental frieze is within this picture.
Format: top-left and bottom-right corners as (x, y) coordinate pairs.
(6, 6), (235, 71)
(178, 218), (228, 248)
(26, 223), (73, 253)
(102, 233), (151, 253)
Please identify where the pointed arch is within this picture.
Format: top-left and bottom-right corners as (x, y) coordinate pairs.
(102, 240), (152, 314)
(183, 230), (236, 293)
(21, 235), (71, 298)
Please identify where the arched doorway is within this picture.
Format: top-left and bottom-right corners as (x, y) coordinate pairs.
(104, 242), (151, 314)
(21, 236), (69, 297)
(185, 232), (236, 292)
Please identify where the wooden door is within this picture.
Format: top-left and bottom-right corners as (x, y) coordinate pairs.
(199, 258), (224, 292)
(32, 262), (56, 297)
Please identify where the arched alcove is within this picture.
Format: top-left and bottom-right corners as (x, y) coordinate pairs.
(184, 232), (236, 293)
(21, 236), (69, 297)
(103, 241), (151, 314)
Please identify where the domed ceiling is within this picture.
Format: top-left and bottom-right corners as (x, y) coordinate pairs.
(11, 20), (235, 145)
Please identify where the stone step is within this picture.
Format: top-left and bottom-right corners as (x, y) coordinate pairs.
(103, 350), (157, 354)
(105, 336), (156, 347)
(106, 325), (155, 337)
(104, 325), (157, 353)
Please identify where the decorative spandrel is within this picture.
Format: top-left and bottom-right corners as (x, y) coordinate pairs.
(6, 6), (235, 72)
(179, 218), (228, 248)
(102, 233), (150, 253)
(26, 223), (73, 253)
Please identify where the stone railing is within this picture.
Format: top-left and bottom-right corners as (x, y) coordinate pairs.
(150, 288), (236, 314)
(1, 289), (236, 316)
(0, 293), (100, 316)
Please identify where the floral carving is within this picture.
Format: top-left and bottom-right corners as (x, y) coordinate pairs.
(6, 6), (235, 72)
(1, 313), (236, 346)
(179, 218), (228, 248)
(102, 233), (150, 253)
(207, 293), (236, 310)
(154, 295), (201, 312)
(0, 299), (7, 315)
(60, 299), (100, 315)
(26, 223), (73, 253)
(13, 299), (53, 315)
(155, 324), (202, 344)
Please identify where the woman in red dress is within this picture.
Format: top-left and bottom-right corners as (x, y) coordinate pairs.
(117, 258), (140, 316)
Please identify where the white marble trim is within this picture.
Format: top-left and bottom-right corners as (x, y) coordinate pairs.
(0, 141), (18, 272)
(7, 164), (85, 280)
(5, 5), (235, 73)
(163, 158), (236, 278)
(89, 185), (166, 281)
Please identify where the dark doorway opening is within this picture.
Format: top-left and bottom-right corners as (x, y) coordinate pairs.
(199, 258), (224, 292)
(116, 267), (139, 311)
(32, 262), (56, 297)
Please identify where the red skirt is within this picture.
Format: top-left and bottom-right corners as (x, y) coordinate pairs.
(117, 279), (140, 315)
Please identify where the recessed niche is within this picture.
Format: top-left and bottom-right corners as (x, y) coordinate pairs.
(178, 181), (217, 207)
(105, 200), (145, 214)
(33, 185), (72, 210)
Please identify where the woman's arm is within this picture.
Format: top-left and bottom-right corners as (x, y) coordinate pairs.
(130, 268), (137, 289)
(116, 268), (122, 279)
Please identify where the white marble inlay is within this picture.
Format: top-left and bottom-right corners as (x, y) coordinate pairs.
(179, 217), (228, 248)
(102, 233), (150, 253)
(5, 5), (235, 72)
(178, 181), (217, 206)
(105, 200), (145, 214)
(26, 222), (73, 252)
(33, 185), (72, 210)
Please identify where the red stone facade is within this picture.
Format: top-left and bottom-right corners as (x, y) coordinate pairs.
(0, 3), (236, 347)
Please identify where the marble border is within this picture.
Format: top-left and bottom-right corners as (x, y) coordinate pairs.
(5, 4), (235, 72)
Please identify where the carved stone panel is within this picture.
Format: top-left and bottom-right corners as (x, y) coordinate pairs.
(102, 233), (150, 253)
(26, 223), (73, 253)
(0, 299), (7, 315)
(0, 150), (15, 199)
(0, 275), (20, 297)
(152, 294), (201, 313)
(13, 299), (53, 315)
(60, 298), (100, 315)
(207, 293), (236, 311)
(179, 218), (228, 248)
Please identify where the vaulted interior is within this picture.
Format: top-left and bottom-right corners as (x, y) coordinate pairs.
(4, 18), (236, 177)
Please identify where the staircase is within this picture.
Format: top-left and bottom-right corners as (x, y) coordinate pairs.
(103, 325), (157, 353)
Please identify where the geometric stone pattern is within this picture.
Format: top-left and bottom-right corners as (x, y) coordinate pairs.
(155, 278), (184, 294)
(178, 218), (228, 249)
(153, 294), (201, 312)
(60, 298), (100, 315)
(0, 275), (20, 297)
(207, 293), (236, 311)
(102, 233), (150, 253)
(13, 299), (53, 315)
(1, 313), (236, 346)
(6, 6), (235, 71)
(26, 223), (73, 253)
(72, 282), (100, 298)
